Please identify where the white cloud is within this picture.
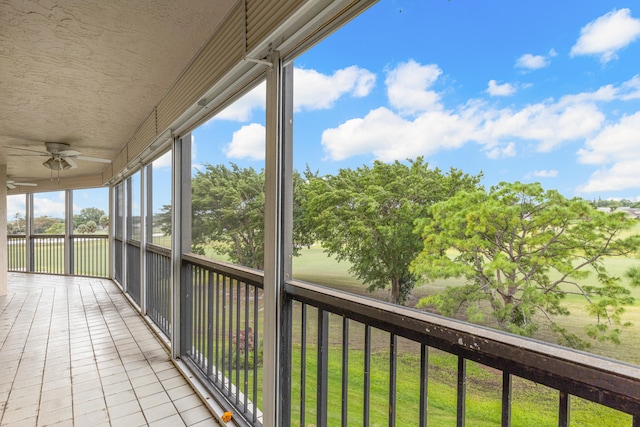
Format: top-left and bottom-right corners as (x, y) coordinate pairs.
(570, 8), (640, 63)
(576, 112), (640, 192)
(207, 64), (376, 122)
(224, 123), (265, 161)
(577, 112), (640, 165)
(151, 150), (172, 169)
(321, 107), (475, 161)
(385, 60), (443, 115)
(486, 80), (516, 96)
(210, 83), (266, 122)
(620, 75), (640, 100)
(485, 142), (517, 159)
(533, 169), (559, 178)
(320, 62), (639, 179)
(577, 160), (640, 192)
(6, 194), (26, 220)
(478, 101), (604, 152)
(294, 66), (375, 112)
(190, 136), (201, 171)
(516, 53), (550, 70)
(33, 197), (66, 218)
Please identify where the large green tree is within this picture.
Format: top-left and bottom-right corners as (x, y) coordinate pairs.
(189, 163), (313, 269)
(303, 158), (482, 304)
(33, 216), (62, 234)
(74, 207), (105, 227)
(411, 181), (640, 348)
(191, 163), (265, 268)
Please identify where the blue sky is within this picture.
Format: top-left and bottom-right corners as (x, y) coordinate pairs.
(196, 0), (640, 202)
(9, 0), (640, 219)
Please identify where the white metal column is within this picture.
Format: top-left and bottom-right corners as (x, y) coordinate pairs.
(109, 185), (115, 279)
(263, 51), (294, 427)
(26, 193), (33, 272)
(171, 133), (192, 359)
(64, 190), (73, 275)
(140, 164), (148, 314)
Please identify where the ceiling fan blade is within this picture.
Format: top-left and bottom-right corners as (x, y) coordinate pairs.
(3, 145), (49, 155)
(7, 183), (16, 190)
(65, 158), (78, 169)
(8, 153), (49, 157)
(59, 150), (82, 156)
(75, 155), (112, 163)
(13, 182), (38, 187)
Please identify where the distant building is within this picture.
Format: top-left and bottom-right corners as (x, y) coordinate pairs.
(614, 207), (640, 218)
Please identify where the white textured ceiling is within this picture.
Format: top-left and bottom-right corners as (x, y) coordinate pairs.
(0, 0), (234, 185)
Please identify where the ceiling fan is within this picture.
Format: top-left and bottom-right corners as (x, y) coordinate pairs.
(6, 142), (112, 171)
(6, 179), (37, 190)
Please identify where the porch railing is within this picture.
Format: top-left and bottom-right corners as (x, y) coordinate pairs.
(7, 233), (109, 278)
(176, 255), (640, 427)
(71, 234), (109, 277)
(146, 243), (172, 337)
(32, 234), (64, 274)
(126, 239), (141, 305)
(7, 235), (26, 271)
(181, 253), (263, 426)
(114, 237), (123, 283)
(285, 280), (640, 427)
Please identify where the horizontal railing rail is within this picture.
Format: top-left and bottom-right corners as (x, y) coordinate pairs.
(285, 279), (640, 427)
(181, 253), (264, 427)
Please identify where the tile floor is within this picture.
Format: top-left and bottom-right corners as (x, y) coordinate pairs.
(0, 273), (220, 426)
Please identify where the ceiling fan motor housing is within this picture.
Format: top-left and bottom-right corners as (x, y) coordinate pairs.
(45, 142), (72, 154)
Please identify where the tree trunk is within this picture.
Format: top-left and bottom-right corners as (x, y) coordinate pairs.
(391, 277), (400, 305)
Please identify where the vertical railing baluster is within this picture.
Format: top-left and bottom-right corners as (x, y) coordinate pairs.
(200, 268), (206, 368)
(559, 391), (569, 427)
(244, 282), (249, 411)
(457, 356), (466, 427)
(300, 303), (307, 427)
(419, 344), (429, 427)
(364, 324), (371, 427)
(502, 372), (512, 427)
(192, 267), (198, 360)
(207, 270), (214, 377)
(317, 308), (329, 427)
(221, 273), (227, 391)
(198, 268), (209, 367)
(215, 272), (220, 385)
(146, 252), (151, 316)
(235, 279), (241, 405)
(190, 266), (196, 360)
(389, 333), (397, 427)
(181, 262), (193, 357)
(227, 277), (234, 395)
(341, 317), (349, 427)
(87, 236), (90, 275)
(198, 267), (203, 365)
(252, 286), (259, 423)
